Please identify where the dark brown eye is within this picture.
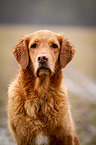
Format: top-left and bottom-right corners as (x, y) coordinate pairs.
(51, 43), (58, 49)
(31, 43), (38, 49)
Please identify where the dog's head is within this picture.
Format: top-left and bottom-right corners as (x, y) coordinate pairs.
(13, 30), (75, 77)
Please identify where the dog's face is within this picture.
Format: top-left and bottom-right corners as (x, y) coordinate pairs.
(13, 30), (75, 77)
(28, 30), (60, 77)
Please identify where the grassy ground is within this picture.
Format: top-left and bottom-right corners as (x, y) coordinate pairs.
(0, 25), (96, 145)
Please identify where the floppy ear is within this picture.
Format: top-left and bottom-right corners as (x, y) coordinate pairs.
(58, 34), (75, 68)
(13, 35), (29, 70)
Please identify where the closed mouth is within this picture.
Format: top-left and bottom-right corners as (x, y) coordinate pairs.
(37, 67), (51, 77)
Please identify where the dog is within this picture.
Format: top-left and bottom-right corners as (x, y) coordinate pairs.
(8, 30), (80, 145)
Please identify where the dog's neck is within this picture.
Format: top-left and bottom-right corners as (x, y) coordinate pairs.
(20, 67), (63, 98)
(34, 75), (50, 96)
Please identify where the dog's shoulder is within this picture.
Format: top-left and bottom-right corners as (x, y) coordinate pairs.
(60, 84), (68, 95)
(8, 74), (22, 97)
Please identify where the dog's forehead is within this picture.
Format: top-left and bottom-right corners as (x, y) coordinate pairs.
(30, 30), (58, 42)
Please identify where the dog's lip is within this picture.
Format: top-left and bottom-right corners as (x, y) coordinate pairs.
(37, 67), (51, 73)
(36, 67), (51, 77)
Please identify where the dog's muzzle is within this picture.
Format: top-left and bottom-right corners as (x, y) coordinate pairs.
(36, 54), (51, 77)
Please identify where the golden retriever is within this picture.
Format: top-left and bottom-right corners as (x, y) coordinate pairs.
(8, 30), (80, 145)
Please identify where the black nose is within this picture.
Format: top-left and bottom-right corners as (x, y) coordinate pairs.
(38, 54), (48, 63)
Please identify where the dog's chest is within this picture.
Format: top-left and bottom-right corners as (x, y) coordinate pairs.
(25, 97), (55, 121)
(24, 99), (55, 144)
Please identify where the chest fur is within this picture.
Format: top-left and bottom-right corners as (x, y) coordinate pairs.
(25, 97), (57, 122)
(24, 91), (66, 125)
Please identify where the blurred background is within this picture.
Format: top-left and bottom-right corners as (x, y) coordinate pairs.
(0, 0), (96, 145)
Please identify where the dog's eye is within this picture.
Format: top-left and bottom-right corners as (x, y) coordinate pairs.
(31, 43), (38, 49)
(51, 43), (58, 49)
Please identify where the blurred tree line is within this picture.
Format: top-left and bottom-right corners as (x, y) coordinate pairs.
(0, 0), (96, 26)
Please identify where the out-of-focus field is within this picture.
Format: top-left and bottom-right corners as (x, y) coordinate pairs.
(0, 25), (96, 145)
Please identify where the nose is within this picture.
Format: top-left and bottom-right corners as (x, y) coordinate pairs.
(37, 54), (48, 63)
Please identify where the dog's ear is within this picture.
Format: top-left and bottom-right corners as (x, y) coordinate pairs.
(13, 35), (29, 70)
(57, 34), (75, 68)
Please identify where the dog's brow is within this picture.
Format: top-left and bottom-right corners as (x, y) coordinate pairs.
(49, 39), (60, 47)
(49, 39), (57, 43)
(33, 38), (40, 42)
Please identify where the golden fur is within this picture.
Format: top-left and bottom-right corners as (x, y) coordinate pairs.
(8, 30), (80, 145)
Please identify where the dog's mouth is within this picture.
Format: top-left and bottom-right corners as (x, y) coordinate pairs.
(36, 67), (51, 77)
